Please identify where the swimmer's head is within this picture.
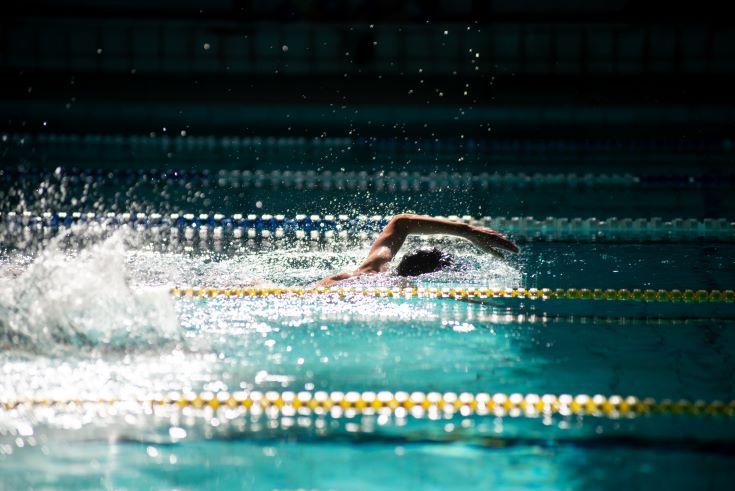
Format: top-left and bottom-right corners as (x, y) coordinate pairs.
(395, 248), (454, 277)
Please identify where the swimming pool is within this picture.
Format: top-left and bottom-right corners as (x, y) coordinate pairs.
(1, 157), (734, 489)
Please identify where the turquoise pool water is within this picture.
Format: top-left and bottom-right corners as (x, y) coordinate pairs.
(1, 162), (734, 489)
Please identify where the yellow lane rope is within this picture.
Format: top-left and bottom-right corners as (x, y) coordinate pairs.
(170, 287), (735, 303)
(3, 391), (734, 418)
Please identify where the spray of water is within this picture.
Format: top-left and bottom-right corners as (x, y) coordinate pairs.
(0, 231), (180, 353)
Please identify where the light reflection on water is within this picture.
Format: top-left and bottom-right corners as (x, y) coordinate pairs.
(1, 228), (734, 490)
(0, 231), (519, 406)
(3, 417), (735, 490)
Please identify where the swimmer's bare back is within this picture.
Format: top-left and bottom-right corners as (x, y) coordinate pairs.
(315, 214), (519, 287)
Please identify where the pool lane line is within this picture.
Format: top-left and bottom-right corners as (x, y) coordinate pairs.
(8, 132), (727, 156)
(8, 161), (735, 189)
(3, 213), (734, 244)
(4, 167), (642, 187)
(170, 287), (735, 304)
(3, 391), (734, 419)
(3, 212), (733, 237)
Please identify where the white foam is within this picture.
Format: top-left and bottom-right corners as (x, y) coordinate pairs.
(0, 231), (180, 352)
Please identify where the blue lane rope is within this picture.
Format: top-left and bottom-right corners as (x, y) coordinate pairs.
(1, 212), (733, 242)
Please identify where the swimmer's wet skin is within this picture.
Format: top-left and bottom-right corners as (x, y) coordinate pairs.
(316, 214), (519, 287)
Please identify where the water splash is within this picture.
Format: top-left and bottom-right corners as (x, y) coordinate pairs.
(123, 237), (521, 289)
(0, 231), (180, 353)
(0, 223), (520, 355)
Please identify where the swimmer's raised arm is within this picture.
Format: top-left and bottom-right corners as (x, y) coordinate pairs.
(315, 214), (518, 286)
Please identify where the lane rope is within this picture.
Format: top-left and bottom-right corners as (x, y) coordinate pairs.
(5, 167), (642, 188)
(7, 132), (725, 156)
(3, 391), (734, 418)
(8, 165), (735, 190)
(170, 286), (735, 304)
(3, 212), (734, 242)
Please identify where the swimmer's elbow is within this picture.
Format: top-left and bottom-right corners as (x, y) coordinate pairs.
(391, 213), (417, 222)
(389, 213), (416, 231)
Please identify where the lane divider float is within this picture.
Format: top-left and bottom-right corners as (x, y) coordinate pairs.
(3, 212), (734, 242)
(8, 132), (725, 156)
(170, 286), (735, 303)
(4, 166), (642, 188)
(3, 391), (733, 419)
(9, 165), (735, 189)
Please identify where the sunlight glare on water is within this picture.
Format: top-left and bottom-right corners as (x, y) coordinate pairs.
(0, 227), (521, 412)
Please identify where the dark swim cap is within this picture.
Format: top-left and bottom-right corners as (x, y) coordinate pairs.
(395, 248), (454, 277)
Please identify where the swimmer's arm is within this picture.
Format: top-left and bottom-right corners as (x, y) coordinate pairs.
(314, 214), (415, 285)
(315, 214), (518, 286)
(315, 272), (353, 288)
(359, 214), (518, 272)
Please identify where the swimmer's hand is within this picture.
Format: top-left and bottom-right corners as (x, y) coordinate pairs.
(468, 226), (519, 257)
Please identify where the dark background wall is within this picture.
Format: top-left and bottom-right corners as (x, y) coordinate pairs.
(1, 0), (734, 164)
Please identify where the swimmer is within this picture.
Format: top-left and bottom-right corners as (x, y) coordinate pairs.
(315, 214), (519, 287)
